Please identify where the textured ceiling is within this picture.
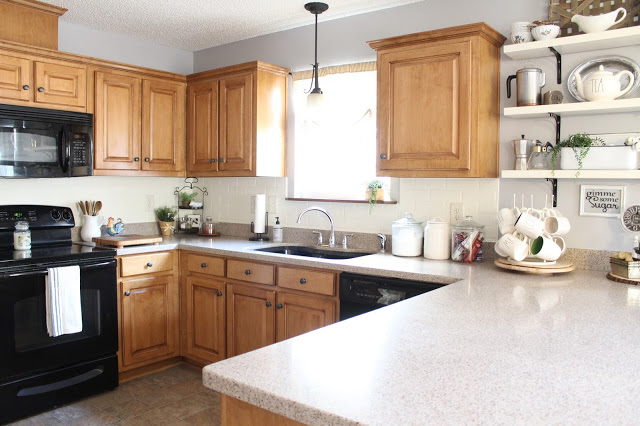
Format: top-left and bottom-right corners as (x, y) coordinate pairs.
(45, 0), (423, 51)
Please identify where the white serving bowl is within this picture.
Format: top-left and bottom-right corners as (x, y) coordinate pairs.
(531, 25), (560, 41)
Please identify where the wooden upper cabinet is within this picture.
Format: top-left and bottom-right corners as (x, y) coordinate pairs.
(0, 54), (30, 101)
(186, 61), (288, 177)
(369, 23), (505, 178)
(226, 283), (275, 357)
(34, 61), (86, 109)
(94, 71), (141, 170)
(142, 79), (185, 172)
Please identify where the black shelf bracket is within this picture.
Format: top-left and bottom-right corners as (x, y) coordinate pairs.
(549, 113), (561, 145)
(546, 178), (558, 207)
(548, 47), (561, 84)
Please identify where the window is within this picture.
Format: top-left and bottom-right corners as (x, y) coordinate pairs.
(289, 63), (389, 200)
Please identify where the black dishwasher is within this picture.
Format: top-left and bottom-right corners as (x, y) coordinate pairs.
(339, 273), (444, 321)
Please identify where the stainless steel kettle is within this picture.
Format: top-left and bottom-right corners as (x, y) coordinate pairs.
(507, 67), (546, 106)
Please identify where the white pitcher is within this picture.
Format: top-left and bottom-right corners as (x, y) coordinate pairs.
(81, 214), (104, 242)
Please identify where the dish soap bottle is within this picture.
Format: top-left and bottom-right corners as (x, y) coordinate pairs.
(272, 217), (283, 243)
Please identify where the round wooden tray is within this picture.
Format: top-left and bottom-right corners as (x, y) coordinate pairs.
(494, 257), (575, 274)
(197, 232), (221, 237)
(606, 272), (640, 285)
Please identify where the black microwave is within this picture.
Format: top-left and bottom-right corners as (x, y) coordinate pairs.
(0, 104), (93, 178)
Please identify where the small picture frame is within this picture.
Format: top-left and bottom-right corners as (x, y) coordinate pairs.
(579, 185), (625, 217)
(187, 214), (202, 228)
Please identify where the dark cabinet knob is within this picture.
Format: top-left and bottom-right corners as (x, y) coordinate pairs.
(22, 85), (29, 90)
(144, 158), (150, 162)
(266, 301), (272, 307)
(146, 262), (153, 267)
(210, 158), (216, 163)
(134, 157), (140, 162)
(201, 263), (207, 268)
(380, 153), (387, 159)
(37, 87), (44, 92)
(276, 303), (283, 309)
(245, 269), (251, 275)
(218, 158), (224, 163)
(217, 291), (223, 296)
(124, 291), (130, 296)
(299, 278), (307, 284)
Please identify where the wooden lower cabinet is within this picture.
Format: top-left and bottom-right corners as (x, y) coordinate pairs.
(120, 274), (179, 368)
(183, 276), (226, 363)
(226, 283), (275, 357)
(276, 291), (335, 342)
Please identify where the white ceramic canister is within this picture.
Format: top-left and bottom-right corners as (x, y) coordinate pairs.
(423, 217), (451, 260)
(391, 213), (423, 257)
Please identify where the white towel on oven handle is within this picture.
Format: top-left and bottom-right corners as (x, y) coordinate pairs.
(45, 265), (83, 337)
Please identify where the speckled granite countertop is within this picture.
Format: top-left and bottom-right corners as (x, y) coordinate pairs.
(116, 236), (640, 423)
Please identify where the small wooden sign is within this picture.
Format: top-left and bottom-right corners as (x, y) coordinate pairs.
(579, 185), (625, 217)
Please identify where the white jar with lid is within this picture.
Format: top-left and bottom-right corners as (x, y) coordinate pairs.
(391, 213), (423, 257)
(14, 221), (31, 250)
(423, 217), (450, 260)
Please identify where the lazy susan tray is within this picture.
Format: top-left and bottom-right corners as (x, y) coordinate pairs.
(495, 257), (575, 274)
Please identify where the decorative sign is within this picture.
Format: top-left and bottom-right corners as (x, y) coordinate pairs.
(621, 205), (640, 233)
(579, 185), (625, 217)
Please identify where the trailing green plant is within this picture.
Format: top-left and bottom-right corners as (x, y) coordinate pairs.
(179, 191), (198, 203)
(548, 133), (604, 180)
(155, 206), (177, 222)
(367, 179), (384, 214)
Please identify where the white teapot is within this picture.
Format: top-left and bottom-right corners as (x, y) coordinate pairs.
(575, 65), (635, 101)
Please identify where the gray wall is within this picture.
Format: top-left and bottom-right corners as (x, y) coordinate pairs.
(59, 21), (194, 74)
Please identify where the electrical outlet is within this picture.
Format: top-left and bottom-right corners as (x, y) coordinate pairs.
(450, 203), (464, 225)
(250, 196), (256, 213)
(268, 196), (277, 213)
(145, 195), (154, 212)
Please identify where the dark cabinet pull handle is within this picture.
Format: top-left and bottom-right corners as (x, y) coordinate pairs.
(245, 269), (251, 275)
(37, 87), (44, 92)
(144, 158), (150, 162)
(22, 85), (29, 90)
(380, 153), (387, 159)
(217, 291), (223, 296)
(201, 263), (207, 268)
(146, 262), (153, 267)
(276, 303), (283, 309)
(266, 301), (272, 307)
(134, 157), (140, 162)
(124, 291), (130, 296)
(299, 278), (307, 284)
(218, 158), (224, 163)
(210, 158), (216, 163)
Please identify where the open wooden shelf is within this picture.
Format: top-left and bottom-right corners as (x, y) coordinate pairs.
(501, 170), (640, 179)
(503, 98), (640, 118)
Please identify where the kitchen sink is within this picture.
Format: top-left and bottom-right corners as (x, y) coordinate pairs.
(254, 245), (374, 260)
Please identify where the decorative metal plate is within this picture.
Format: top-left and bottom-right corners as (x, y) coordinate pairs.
(567, 55), (640, 102)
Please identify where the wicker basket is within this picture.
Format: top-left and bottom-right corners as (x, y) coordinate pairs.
(549, 0), (640, 37)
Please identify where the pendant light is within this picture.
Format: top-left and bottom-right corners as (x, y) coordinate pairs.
(305, 2), (328, 114)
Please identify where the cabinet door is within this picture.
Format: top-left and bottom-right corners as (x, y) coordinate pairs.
(219, 73), (253, 173)
(276, 292), (335, 342)
(377, 41), (471, 174)
(121, 274), (179, 367)
(141, 79), (185, 172)
(0, 54), (31, 102)
(94, 71), (142, 170)
(226, 283), (275, 357)
(34, 61), (86, 109)
(183, 276), (226, 363)
(187, 81), (219, 172)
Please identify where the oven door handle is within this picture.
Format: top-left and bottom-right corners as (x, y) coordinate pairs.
(3, 261), (115, 278)
(17, 367), (104, 397)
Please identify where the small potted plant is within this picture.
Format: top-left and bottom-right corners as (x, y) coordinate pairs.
(155, 206), (177, 236)
(548, 133), (605, 179)
(179, 191), (198, 207)
(366, 180), (384, 213)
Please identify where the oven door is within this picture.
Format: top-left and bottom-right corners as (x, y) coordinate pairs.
(0, 258), (117, 382)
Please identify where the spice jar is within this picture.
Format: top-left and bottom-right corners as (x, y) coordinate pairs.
(423, 217), (450, 260)
(451, 216), (484, 262)
(14, 221), (31, 250)
(203, 217), (215, 235)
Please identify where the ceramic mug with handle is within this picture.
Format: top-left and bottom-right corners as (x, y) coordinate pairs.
(530, 234), (563, 261)
(544, 214), (571, 236)
(497, 207), (518, 235)
(495, 231), (530, 261)
(514, 210), (545, 239)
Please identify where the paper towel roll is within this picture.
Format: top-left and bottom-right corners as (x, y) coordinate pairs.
(254, 194), (266, 233)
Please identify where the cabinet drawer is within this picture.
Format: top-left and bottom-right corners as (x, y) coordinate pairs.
(227, 259), (275, 286)
(186, 253), (225, 277)
(120, 252), (174, 277)
(277, 267), (336, 296)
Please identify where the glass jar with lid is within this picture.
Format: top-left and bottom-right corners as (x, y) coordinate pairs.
(391, 213), (423, 257)
(451, 216), (484, 262)
(14, 221), (31, 250)
(203, 217), (216, 235)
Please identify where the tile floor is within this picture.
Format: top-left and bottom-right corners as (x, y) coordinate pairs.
(9, 364), (221, 425)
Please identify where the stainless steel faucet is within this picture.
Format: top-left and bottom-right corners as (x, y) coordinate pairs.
(377, 233), (387, 253)
(297, 207), (336, 247)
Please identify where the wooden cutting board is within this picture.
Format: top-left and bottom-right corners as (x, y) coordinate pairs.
(93, 235), (162, 248)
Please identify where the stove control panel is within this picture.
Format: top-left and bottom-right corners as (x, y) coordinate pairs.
(0, 205), (75, 230)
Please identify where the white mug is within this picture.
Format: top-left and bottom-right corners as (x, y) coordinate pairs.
(515, 211), (545, 239)
(497, 208), (517, 235)
(530, 234), (562, 261)
(496, 231), (529, 261)
(547, 233), (566, 255)
(544, 215), (571, 236)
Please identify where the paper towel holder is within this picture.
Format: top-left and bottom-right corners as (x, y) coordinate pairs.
(249, 212), (270, 241)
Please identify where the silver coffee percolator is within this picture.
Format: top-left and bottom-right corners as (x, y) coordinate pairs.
(506, 66), (546, 106)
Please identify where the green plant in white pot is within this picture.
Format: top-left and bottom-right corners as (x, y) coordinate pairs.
(548, 133), (604, 180)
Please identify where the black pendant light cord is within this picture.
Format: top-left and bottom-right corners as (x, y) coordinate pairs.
(304, 2), (328, 95)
